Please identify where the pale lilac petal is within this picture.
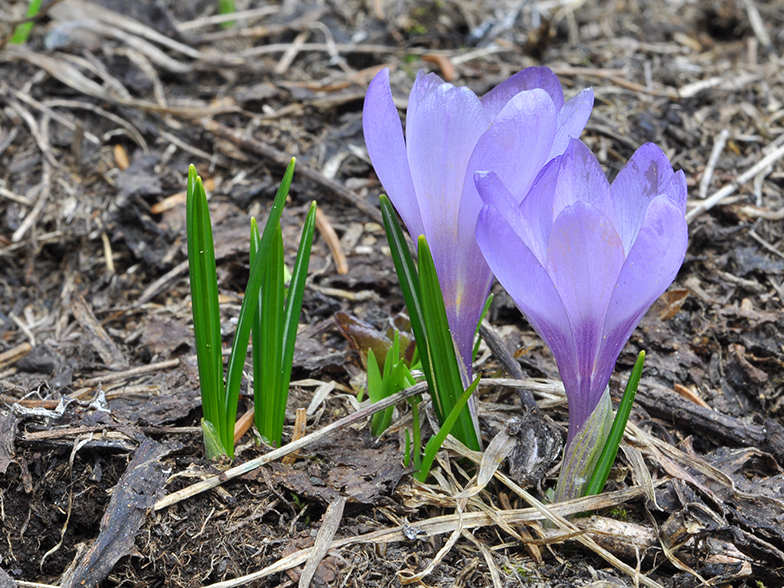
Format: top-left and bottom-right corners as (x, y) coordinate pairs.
(545, 202), (625, 429)
(468, 89), (557, 205)
(405, 80), (488, 258)
(610, 143), (677, 254)
(600, 195), (688, 370)
(476, 204), (575, 368)
(474, 167), (558, 265)
(664, 169), (688, 213)
(407, 70), (447, 128)
(551, 140), (614, 222)
(474, 171), (519, 226)
(480, 66), (564, 120)
(547, 88), (594, 161)
(362, 69), (425, 239)
(516, 157), (563, 265)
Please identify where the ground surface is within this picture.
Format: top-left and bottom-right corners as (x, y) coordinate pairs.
(1, 0), (784, 587)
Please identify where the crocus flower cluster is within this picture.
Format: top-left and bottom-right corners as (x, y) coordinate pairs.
(363, 67), (594, 383)
(363, 66), (688, 501)
(475, 139), (688, 499)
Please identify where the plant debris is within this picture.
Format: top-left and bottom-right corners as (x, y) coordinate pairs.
(2, 0), (784, 586)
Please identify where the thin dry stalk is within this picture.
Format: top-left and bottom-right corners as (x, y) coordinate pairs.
(686, 141), (784, 222)
(698, 128), (729, 199)
(233, 409), (255, 444)
(298, 497), (346, 588)
(0, 342), (32, 370)
(77, 359), (180, 388)
(197, 484), (655, 588)
(398, 498), (466, 584)
(12, 158), (52, 243)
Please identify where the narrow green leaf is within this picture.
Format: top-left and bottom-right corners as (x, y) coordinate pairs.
(217, 0), (235, 13)
(417, 236), (480, 451)
(368, 334), (404, 436)
(366, 348), (382, 404)
(249, 217), (265, 442)
(277, 201), (317, 442)
(416, 375), (481, 482)
(9, 0), (42, 45)
(186, 165), (225, 455)
(217, 0), (235, 28)
(377, 360), (407, 433)
(379, 195), (431, 383)
(223, 158), (296, 456)
(583, 351), (646, 497)
(258, 224), (285, 446)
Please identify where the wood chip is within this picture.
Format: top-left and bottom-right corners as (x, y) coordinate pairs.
(71, 294), (129, 368)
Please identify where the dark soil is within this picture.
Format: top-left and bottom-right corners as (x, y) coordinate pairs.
(1, 0), (784, 587)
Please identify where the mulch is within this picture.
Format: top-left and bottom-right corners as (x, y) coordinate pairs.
(1, 0), (783, 586)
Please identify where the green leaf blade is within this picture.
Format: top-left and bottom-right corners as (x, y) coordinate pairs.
(9, 0), (42, 45)
(417, 236), (480, 452)
(258, 224), (286, 446)
(278, 201), (317, 407)
(379, 195), (431, 383)
(224, 158), (296, 455)
(583, 350), (646, 497)
(416, 375), (481, 482)
(186, 165), (225, 454)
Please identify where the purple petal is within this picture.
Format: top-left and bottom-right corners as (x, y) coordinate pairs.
(474, 171), (519, 225)
(545, 201), (625, 429)
(547, 88), (594, 161)
(665, 169), (688, 213)
(600, 195), (688, 373)
(468, 89), (557, 205)
(363, 69), (425, 240)
(515, 156), (563, 265)
(551, 139), (614, 222)
(476, 204), (575, 370)
(407, 70), (448, 127)
(405, 78), (488, 256)
(480, 66), (564, 120)
(610, 142), (677, 254)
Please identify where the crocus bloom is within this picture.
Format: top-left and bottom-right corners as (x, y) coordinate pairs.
(475, 139), (688, 500)
(363, 67), (594, 382)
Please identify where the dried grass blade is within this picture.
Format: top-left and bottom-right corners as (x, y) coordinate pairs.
(298, 496), (346, 588)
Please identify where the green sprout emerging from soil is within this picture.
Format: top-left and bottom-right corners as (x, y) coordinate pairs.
(186, 159), (316, 457)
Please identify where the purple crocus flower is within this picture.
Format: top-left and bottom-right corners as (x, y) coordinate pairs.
(476, 138), (688, 500)
(363, 67), (594, 382)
